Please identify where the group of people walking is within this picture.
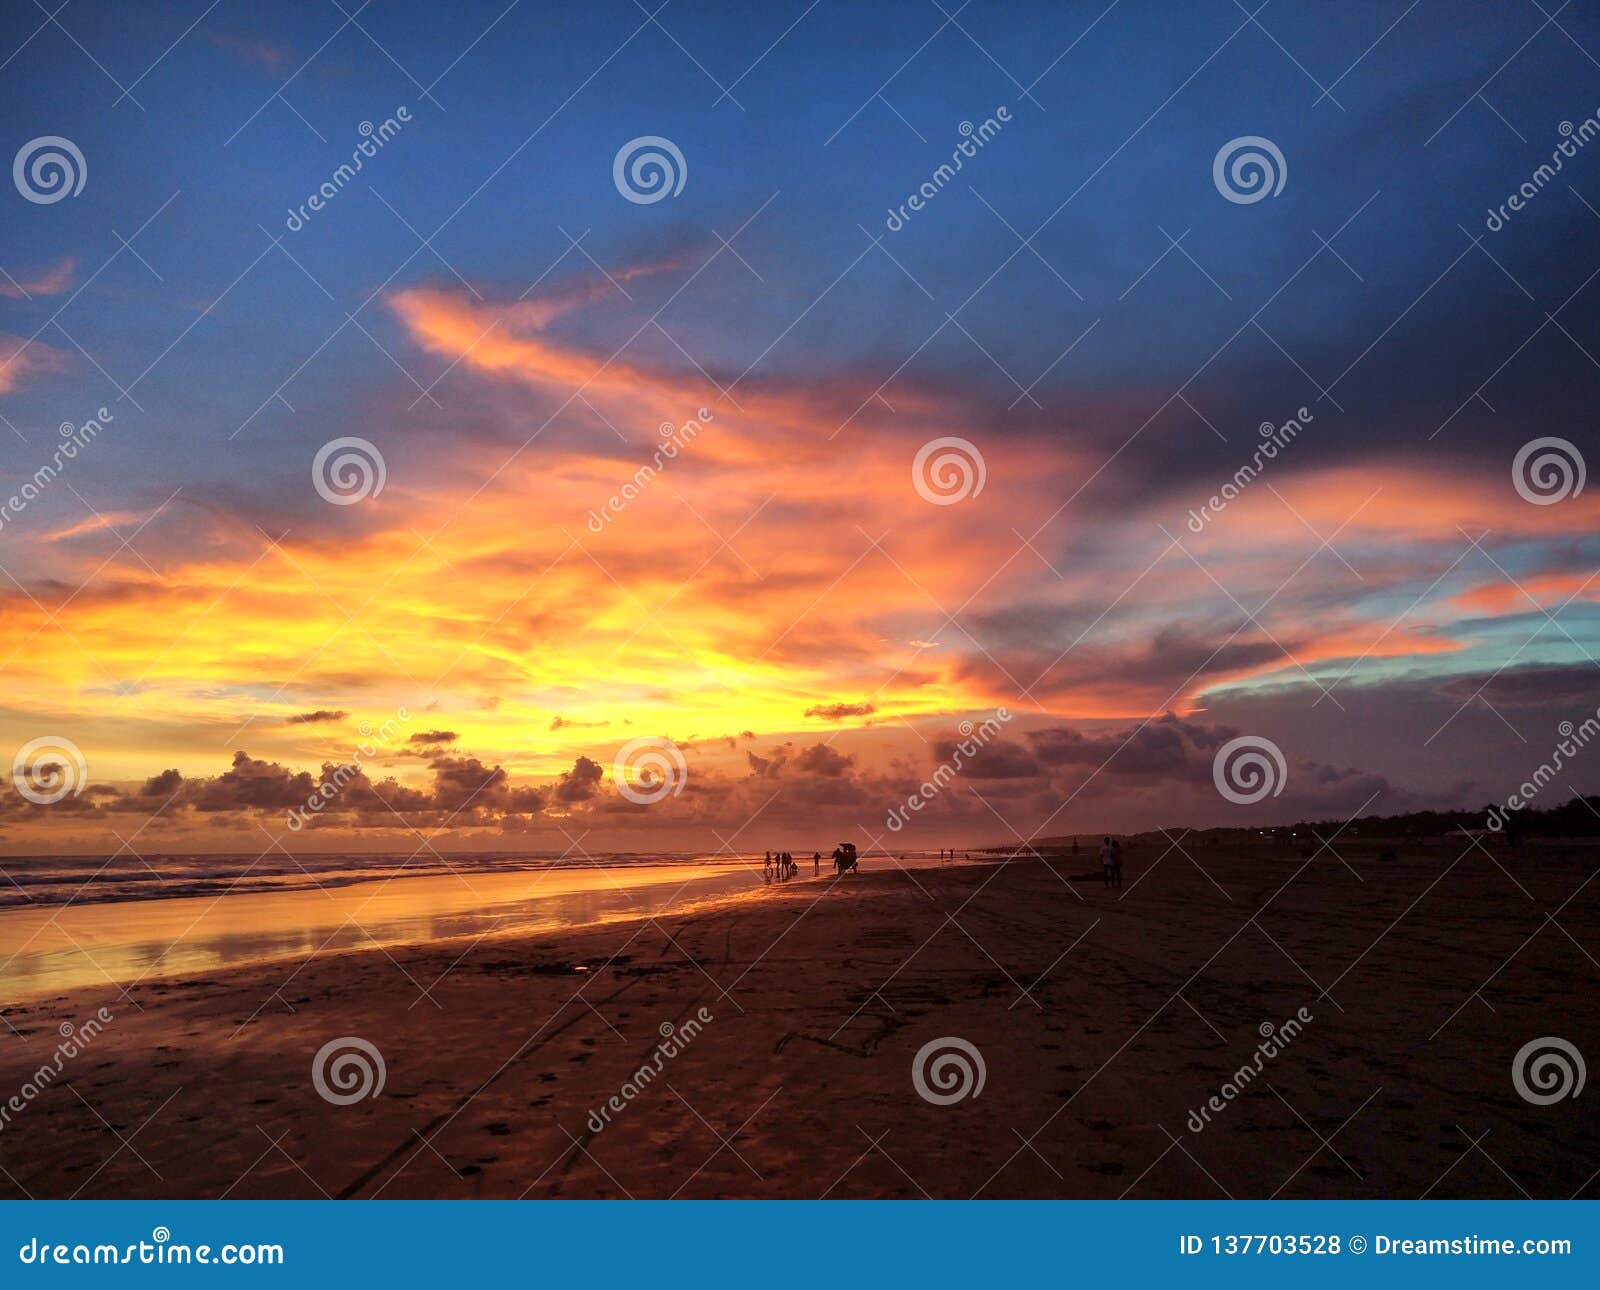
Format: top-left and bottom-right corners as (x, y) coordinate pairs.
(760, 840), (1124, 887)
(763, 851), (817, 882)
(762, 846), (860, 880)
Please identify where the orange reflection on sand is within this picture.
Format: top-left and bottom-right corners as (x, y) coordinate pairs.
(0, 863), (751, 1000)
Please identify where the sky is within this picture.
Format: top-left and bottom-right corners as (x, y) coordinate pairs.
(2, 0), (1599, 856)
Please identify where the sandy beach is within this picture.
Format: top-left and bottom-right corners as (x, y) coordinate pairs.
(1, 842), (1595, 1199)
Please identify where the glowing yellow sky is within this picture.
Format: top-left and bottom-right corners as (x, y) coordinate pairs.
(4, 265), (1598, 853)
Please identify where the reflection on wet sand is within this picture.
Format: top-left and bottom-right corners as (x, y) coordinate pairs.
(0, 863), (759, 999)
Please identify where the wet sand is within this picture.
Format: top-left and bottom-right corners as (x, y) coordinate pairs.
(0, 862), (755, 999)
(0, 843), (1595, 1199)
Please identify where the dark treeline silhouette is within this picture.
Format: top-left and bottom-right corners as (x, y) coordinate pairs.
(1227, 796), (1600, 843)
(1015, 796), (1600, 855)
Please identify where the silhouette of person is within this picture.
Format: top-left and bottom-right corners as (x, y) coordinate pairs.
(1099, 837), (1116, 889)
(1111, 838), (1123, 889)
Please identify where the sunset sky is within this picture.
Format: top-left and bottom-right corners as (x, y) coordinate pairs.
(2, 0), (1599, 854)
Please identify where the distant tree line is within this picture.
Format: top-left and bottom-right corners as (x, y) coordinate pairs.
(1140, 796), (1600, 846)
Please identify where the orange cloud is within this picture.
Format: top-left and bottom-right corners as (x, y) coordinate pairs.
(41, 510), (152, 543)
(1181, 460), (1600, 545)
(208, 32), (291, 73)
(0, 334), (68, 394)
(0, 257), (75, 299)
(1449, 571), (1599, 616)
